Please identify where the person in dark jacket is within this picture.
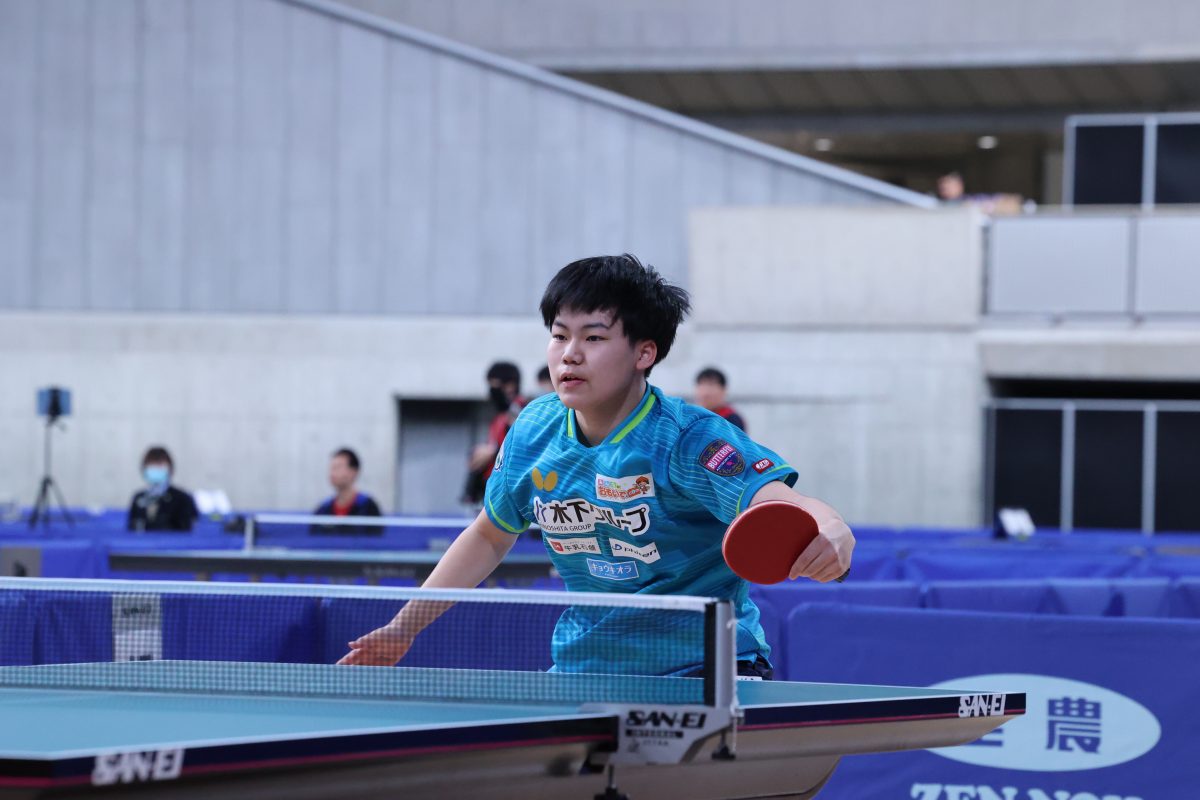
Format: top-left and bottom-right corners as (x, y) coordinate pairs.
(311, 448), (382, 534)
(127, 446), (198, 532)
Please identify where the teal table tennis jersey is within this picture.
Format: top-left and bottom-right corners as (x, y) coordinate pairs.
(485, 385), (799, 675)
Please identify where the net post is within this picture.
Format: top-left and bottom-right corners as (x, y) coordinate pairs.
(703, 600), (735, 712)
(243, 515), (256, 551)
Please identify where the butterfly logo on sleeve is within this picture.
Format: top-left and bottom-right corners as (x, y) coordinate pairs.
(531, 467), (559, 491)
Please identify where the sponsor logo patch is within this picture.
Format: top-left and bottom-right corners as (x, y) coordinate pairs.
(752, 458), (773, 474)
(699, 440), (745, 476)
(595, 473), (655, 502)
(545, 535), (602, 555)
(531, 467), (558, 491)
(609, 538), (661, 564)
(586, 558), (640, 581)
(624, 709), (708, 739)
(958, 694), (1008, 718)
(92, 750), (185, 786)
(928, 673), (1161, 772)
(493, 441), (505, 471)
(533, 498), (651, 536)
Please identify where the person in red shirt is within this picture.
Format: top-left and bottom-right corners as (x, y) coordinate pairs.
(694, 367), (747, 432)
(536, 365), (554, 397)
(312, 448), (382, 533)
(462, 362), (526, 505)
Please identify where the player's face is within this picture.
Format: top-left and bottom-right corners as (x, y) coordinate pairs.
(548, 309), (655, 412)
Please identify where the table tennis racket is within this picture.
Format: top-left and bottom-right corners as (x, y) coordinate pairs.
(722, 500), (849, 585)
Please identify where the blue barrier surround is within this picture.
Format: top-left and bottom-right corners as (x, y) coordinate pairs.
(781, 602), (1200, 800)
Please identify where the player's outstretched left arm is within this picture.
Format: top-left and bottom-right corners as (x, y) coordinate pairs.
(747, 481), (854, 583)
(336, 510), (517, 666)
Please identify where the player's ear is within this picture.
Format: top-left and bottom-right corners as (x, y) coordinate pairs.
(634, 340), (657, 371)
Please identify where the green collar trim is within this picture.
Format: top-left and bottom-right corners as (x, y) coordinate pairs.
(609, 391), (656, 444)
(565, 387), (657, 446)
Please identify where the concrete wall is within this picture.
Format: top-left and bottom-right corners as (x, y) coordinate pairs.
(0, 309), (743, 516)
(0, 0), (923, 319)
(690, 207), (982, 328)
(979, 329), (1200, 382)
(5, 205), (1197, 525)
(687, 206), (986, 527)
(0, 206), (986, 523)
(0, 309), (986, 526)
(988, 211), (1200, 318)
(682, 330), (985, 527)
(687, 205), (1200, 525)
(0, 312), (549, 513)
(0, 0), (939, 522)
(335, 0), (1200, 70)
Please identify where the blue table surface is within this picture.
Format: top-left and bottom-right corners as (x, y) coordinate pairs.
(0, 661), (975, 758)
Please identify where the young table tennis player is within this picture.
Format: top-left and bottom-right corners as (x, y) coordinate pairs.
(339, 255), (854, 678)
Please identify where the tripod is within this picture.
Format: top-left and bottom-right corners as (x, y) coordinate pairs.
(28, 415), (74, 528)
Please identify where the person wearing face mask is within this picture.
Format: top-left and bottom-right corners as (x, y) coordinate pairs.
(462, 362), (526, 506)
(126, 446), (199, 532)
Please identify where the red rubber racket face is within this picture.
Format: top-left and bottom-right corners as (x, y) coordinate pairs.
(721, 501), (820, 585)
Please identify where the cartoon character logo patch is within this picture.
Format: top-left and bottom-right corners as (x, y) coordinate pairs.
(595, 473), (655, 502)
(699, 440), (745, 476)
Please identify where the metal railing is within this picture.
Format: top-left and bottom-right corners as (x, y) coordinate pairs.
(985, 398), (1200, 534)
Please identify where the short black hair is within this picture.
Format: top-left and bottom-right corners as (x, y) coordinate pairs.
(695, 367), (727, 387)
(537, 365), (551, 383)
(539, 254), (690, 377)
(486, 361), (521, 390)
(142, 446), (173, 471)
(332, 448), (360, 471)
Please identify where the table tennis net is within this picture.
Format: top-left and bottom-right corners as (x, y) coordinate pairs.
(0, 579), (728, 707)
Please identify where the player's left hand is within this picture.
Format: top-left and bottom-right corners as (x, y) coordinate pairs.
(788, 514), (854, 583)
(336, 621), (415, 667)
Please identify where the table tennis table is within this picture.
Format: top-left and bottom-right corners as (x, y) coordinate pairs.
(107, 548), (557, 585)
(0, 660), (1023, 800)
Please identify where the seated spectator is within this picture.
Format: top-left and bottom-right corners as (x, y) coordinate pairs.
(936, 171), (966, 204)
(127, 446), (198, 532)
(312, 448), (382, 534)
(694, 367), (747, 431)
(937, 170), (1025, 215)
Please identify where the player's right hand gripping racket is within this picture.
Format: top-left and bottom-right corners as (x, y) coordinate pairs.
(721, 501), (849, 585)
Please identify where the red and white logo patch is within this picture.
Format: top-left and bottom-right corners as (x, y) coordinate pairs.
(545, 536), (602, 555)
(752, 458), (774, 474)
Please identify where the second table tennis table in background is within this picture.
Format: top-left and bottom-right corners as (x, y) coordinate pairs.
(107, 547), (557, 585)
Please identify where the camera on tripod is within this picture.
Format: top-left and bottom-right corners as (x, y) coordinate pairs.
(37, 387), (71, 422)
(29, 386), (74, 528)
